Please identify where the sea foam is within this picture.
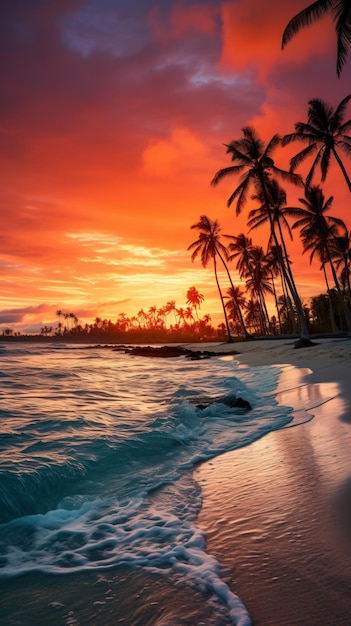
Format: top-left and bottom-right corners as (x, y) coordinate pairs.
(0, 344), (294, 625)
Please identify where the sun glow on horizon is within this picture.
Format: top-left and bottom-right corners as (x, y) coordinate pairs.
(1, 0), (351, 334)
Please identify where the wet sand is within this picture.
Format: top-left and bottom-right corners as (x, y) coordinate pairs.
(192, 337), (351, 625)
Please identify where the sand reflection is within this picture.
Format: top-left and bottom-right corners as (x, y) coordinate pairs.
(195, 362), (351, 626)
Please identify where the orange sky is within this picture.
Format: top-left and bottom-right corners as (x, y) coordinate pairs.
(1, 0), (351, 333)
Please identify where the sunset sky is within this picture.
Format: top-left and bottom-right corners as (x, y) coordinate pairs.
(2, 0), (351, 333)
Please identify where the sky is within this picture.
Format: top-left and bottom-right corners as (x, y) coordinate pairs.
(1, 0), (351, 333)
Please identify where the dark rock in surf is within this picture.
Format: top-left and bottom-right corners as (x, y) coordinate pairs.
(189, 394), (252, 411)
(125, 345), (192, 358)
(125, 345), (240, 359)
(294, 338), (317, 349)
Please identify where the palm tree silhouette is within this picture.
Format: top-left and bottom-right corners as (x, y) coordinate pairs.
(245, 245), (273, 335)
(211, 126), (311, 342)
(248, 180), (294, 257)
(226, 233), (254, 278)
(282, 96), (351, 191)
(56, 309), (63, 335)
(248, 178), (302, 329)
(330, 226), (351, 298)
(186, 286), (204, 320)
(225, 285), (247, 333)
(291, 185), (351, 330)
(188, 215), (234, 342)
(282, 0), (351, 76)
(265, 245), (285, 333)
(165, 301), (177, 327)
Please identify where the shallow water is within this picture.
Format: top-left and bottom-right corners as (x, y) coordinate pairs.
(0, 343), (314, 625)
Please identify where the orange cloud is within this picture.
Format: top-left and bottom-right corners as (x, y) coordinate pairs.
(1, 0), (349, 334)
(142, 127), (210, 176)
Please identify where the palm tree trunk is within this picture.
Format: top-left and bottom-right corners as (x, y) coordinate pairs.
(326, 245), (351, 331)
(332, 148), (351, 192)
(260, 291), (271, 334)
(280, 270), (297, 333)
(270, 272), (283, 334)
(258, 172), (310, 339)
(343, 253), (351, 308)
(322, 264), (338, 333)
(217, 250), (250, 338)
(213, 256), (233, 342)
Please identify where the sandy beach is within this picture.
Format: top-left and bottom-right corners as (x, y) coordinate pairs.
(190, 337), (351, 625)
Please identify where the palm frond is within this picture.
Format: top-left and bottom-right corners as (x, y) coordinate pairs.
(335, 6), (351, 75)
(227, 177), (250, 213)
(282, 1), (331, 48)
(305, 150), (323, 187)
(273, 166), (303, 186)
(264, 134), (281, 157)
(289, 144), (317, 171)
(333, 94), (351, 126)
(211, 165), (245, 186)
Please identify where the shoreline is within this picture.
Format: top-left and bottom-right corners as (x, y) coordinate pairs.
(192, 337), (351, 625)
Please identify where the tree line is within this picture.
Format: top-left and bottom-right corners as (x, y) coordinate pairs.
(188, 96), (351, 343)
(187, 0), (351, 344)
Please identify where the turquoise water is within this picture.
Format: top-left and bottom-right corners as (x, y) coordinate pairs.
(0, 343), (294, 625)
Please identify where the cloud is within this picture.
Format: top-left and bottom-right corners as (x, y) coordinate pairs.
(1, 0), (350, 333)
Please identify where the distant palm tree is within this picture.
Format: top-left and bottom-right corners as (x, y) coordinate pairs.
(247, 179), (301, 319)
(329, 226), (351, 298)
(148, 305), (157, 327)
(188, 215), (234, 342)
(165, 300), (177, 327)
(176, 307), (186, 327)
(211, 126), (310, 341)
(186, 286), (205, 320)
(244, 298), (262, 335)
(225, 285), (247, 334)
(56, 309), (63, 335)
(282, 0), (351, 76)
(248, 180), (294, 259)
(184, 306), (195, 325)
(291, 185), (351, 330)
(244, 246), (273, 335)
(190, 222), (250, 337)
(137, 309), (147, 328)
(226, 233), (254, 279)
(282, 96), (351, 191)
(265, 245), (286, 333)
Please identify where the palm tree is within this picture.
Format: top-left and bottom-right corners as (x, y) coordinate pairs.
(244, 245), (273, 335)
(186, 286), (204, 320)
(226, 233), (254, 278)
(137, 309), (147, 328)
(56, 309), (63, 335)
(330, 227), (351, 300)
(282, 1), (351, 76)
(184, 306), (195, 325)
(265, 245), (286, 333)
(165, 300), (177, 327)
(176, 307), (186, 328)
(225, 286), (247, 335)
(282, 96), (351, 191)
(291, 185), (351, 330)
(247, 179), (302, 324)
(248, 180), (294, 261)
(187, 215), (234, 342)
(211, 126), (311, 343)
(244, 298), (262, 335)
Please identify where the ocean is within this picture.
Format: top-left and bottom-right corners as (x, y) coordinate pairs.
(0, 342), (297, 626)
